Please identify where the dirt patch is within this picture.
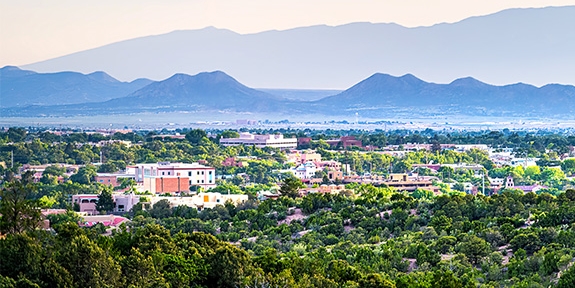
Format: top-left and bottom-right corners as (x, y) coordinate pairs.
(279, 208), (307, 225)
(403, 258), (417, 272)
(294, 229), (311, 238)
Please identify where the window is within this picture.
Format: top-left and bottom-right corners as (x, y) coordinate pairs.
(197, 171), (200, 175)
(209, 171), (212, 175)
(201, 171), (204, 175)
(162, 172), (165, 175)
(188, 171), (192, 176)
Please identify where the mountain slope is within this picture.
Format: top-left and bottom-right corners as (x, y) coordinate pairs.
(21, 6), (575, 89)
(105, 71), (287, 111)
(0, 66), (152, 107)
(312, 73), (575, 117)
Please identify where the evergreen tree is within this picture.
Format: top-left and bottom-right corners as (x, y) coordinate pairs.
(96, 187), (115, 213)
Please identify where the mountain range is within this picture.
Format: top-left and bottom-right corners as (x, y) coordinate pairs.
(2, 66), (575, 119)
(0, 66), (152, 107)
(20, 6), (575, 89)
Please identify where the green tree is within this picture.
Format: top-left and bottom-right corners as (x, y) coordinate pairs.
(69, 165), (97, 185)
(96, 187), (115, 213)
(149, 199), (173, 219)
(456, 235), (491, 265)
(0, 178), (41, 234)
(186, 129), (208, 145)
(279, 177), (304, 199)
(558, 263), (575, 288)
(57, 233), (123, 287)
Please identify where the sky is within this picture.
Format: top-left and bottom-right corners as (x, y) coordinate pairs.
(1, 0), (575, 67)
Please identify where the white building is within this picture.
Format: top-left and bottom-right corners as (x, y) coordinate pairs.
(291, 162), (319, 179)
(135, 162), (216, 191)
(72, 193), (142, 215)
(148, 192), (248, 211)
(219, 133), (297, 149)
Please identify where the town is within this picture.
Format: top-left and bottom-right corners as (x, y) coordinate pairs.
(2, 127), (575, 287)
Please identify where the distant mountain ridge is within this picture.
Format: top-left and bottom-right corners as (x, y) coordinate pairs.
(312, 73), (575, 117)
(103, 71), (287, 111)
(2, 68), (575, 119)
(21, 6), (575, 89)
(0, 66), (152, 107)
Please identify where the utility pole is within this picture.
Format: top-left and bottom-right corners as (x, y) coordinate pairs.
(11, 150), (14, 168)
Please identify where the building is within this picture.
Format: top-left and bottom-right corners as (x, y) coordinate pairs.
(222, 157), (248, 168)
(287, 151), (322, 165)
(79, 215), (129, 228)
(219, 133), (297, 149)
(292, 162), (319, 179)
(72, 194), (100, 215)
(72, 193), (142, 215)
(135, 162), (216, 192)
(148, 192), (248, 211)
(326, 136), (363, 149)
(327, 170), (343, 181)
(504, 175), (547, 194)
(94, 173), (135, 187)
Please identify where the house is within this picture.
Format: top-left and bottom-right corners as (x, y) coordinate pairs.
(72, 194), (99, 215)
(291, 162), (319, 179)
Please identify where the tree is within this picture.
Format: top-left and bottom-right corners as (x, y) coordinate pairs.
(186, 129), (208, 145)
(57, 234), (122, 287)
(0, 178), (41, 234)
(69, 165), (97, 185)
(509, 233), (541, 255)
(149, 199), (173, 219)
(431, 141), (442, 154)
(456, 235), (491, 265)
(561, 159), (575, 175)
(558, 263), (575, 288)
(279, 177), (303, 199)
(96, 187), (115, 213)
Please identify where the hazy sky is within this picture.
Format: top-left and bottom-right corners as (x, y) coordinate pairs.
(1, 0), (574, 67)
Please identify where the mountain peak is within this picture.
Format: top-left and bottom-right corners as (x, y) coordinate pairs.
(449, 77), (490, 87)
(87, 71), (120, 83)
(0, 66), (37, 78)
(165, 71), (238, 85)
